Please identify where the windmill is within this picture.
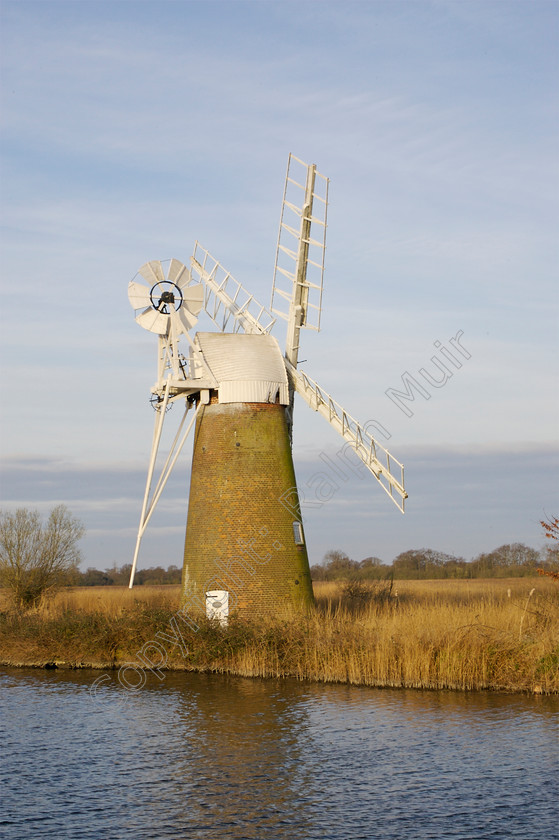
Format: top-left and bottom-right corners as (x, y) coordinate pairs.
(127, 154), (407, 620)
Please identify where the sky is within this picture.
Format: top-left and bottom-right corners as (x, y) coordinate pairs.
(0, 0), (558, 571)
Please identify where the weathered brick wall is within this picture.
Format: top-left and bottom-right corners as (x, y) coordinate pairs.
(181, 398), (314, 619)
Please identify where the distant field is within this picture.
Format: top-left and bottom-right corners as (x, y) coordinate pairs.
(313, 576), (549, 604)
(1, 577), (557, 694)
(1, 577), (547, 612)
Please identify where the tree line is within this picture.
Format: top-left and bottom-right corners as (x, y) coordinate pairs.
(76, 563), (182, 587)
(81, 542), (559, 587)
(79, 540), (559, 587)
(311, 542), (559, 582)
(2, 506), (558, 609)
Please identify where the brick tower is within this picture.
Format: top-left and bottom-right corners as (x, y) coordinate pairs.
(180, 332), (314, 619)
(181, 399), (313, 618)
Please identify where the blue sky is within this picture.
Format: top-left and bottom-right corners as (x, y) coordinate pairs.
(1, 0), (558, 570)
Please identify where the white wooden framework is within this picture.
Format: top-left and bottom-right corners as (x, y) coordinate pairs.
(271, 154), (328, 368)
(128, 259), (208, 403)
(129, 393), (203, 588)
(287, 364), (407, 512)
(191, 242), (276, 335)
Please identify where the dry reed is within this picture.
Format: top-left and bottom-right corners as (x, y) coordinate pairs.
(1, 578), (557, 693)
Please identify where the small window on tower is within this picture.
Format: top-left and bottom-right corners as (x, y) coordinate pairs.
(292, 521), (304, 545)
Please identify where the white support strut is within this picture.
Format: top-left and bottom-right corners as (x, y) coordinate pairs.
(129, 398), (203, 588)
(286, 363), (407, 513)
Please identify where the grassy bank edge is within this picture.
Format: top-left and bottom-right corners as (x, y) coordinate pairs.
(0, 658), (554, 696)
(1, 578), (557, 695)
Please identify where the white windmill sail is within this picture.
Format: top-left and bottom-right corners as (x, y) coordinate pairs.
(287, 363), (407, 513)
(273, 156), (406, 511)
(190, 242), (275, 335)
(271, 154), (329, 368)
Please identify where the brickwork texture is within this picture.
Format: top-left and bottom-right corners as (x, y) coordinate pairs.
(181, 399), (314, 618)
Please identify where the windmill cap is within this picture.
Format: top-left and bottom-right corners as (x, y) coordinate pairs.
(194, 333), (289, 405)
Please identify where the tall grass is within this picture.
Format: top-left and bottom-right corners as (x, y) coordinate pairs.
(0, 579), (557, 693)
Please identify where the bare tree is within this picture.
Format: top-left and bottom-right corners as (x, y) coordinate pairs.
(0, 505), (85, 608)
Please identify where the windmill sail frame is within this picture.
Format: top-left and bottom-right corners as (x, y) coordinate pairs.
(191, 242), (276, 335)
(271, 154), (329, 342)
(287, 364), (407, 513)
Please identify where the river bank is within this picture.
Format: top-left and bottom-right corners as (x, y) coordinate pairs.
(1, 579), (557, 693)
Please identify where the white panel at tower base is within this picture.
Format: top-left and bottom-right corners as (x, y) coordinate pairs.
(206, 590), (229, 626)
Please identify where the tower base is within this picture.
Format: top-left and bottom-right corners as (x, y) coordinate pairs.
(181, 400), (314, 619)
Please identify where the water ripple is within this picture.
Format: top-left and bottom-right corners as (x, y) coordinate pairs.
(1, 668), (557, 839)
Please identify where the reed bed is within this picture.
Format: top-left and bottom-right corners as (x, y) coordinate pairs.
(0, 579), (557, 693)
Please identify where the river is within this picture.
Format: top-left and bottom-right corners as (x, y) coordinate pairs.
(0, 667), (557, 839)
